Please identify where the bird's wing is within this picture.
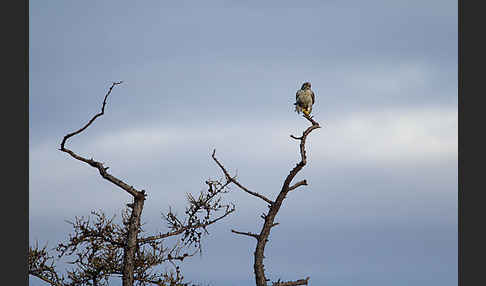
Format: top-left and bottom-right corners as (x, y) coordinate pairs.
(296, 90), (301, 101)
(311, 90), (315, 105)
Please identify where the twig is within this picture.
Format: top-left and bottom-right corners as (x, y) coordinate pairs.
(272, 277), (310, 286)
(139, 208), (234, 243)
(212, 150), (274, 205)
(231, 229), (259, 239)
(60, 81), (123, 150)
(288, 180), (308, 192)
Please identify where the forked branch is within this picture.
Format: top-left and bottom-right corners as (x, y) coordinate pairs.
(29, 243), (65, 286)
(42, 82), (236, 286)
(215, 113), (320, 286)
(140, 208), (234, 243)
(59, 81), (145, 200)
(58, 82), (147, 286)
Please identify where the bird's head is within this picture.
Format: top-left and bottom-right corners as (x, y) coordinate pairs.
(301, 82), (311, 90)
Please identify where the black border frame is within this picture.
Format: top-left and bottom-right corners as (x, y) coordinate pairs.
(5, 0), (28, 285)
(458, 0), (484, 285)
(9, 0), (479, 285)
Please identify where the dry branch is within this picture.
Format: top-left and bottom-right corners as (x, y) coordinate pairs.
(288, 180), (308, 192)
(140, 208), (234, 243)
(272, 277), (310, 286)
(214, 113), (320, 286)
(59, 81), (145, 199)
(231, 229), (259, 239)
(42, 82), (235, 286)
(212, 150), (274, 205)
(29, 243), (65, 286)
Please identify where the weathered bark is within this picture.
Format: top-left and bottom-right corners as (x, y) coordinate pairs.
(122, 193), (145, 286)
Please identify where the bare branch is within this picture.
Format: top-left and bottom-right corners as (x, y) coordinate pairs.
(60, 81), (123, 150)
(272, 277), (310, 286)
(212, 150), (274, 205)
(141, 177), (235, 248)
(222, 111), (320, 286)
(56, 83), (149, 286)
(44, 81), (237, 286)
(140, 207), (234, 243)
(303, 113), (319, 126)
(29, 243), (65, 286)
(134, 263), (186, 286)
(288, 180), (308, 192)
(231, 229), (259, 239)
(58, 81), (146, 199)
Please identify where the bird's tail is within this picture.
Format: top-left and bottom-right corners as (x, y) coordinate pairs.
(294, 104), (302, 114)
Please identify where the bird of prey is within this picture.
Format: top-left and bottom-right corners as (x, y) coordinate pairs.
(294, 82), (315, 116)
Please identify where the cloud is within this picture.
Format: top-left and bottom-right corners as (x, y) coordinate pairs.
(30, 104), (457, 226)
(47, 105), (456, 166)
(313, 106), (457, 166)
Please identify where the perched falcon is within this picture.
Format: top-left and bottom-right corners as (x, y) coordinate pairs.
(294, 82), (315, 116)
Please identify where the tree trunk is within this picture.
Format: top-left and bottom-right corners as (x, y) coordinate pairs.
(122, 194), (145, 286)
(252, 115), (319, 286)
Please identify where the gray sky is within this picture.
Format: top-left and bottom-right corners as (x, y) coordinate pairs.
(29, 1), (457, 285)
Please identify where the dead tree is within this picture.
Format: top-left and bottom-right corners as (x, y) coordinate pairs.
(212, 114), (320, 286)
(29, 82), (235, 286)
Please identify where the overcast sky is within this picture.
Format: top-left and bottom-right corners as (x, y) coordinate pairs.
(29, 1), (457, 285)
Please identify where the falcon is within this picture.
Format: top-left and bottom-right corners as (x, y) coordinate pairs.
(294, 82), (315, 116)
